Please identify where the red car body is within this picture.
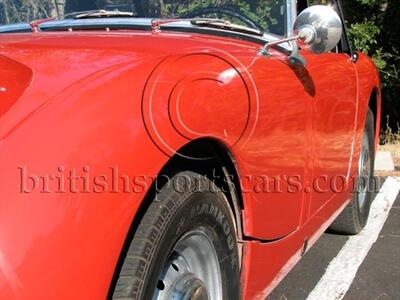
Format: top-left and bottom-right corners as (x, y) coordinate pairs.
(0, 14), (380, 300)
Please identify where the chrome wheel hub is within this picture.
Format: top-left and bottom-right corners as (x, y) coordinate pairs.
(166, 274), (209, 300)
(153, 229), (222, 300)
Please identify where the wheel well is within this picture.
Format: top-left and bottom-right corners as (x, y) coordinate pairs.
(160, 138), (245, 240)
(107, 139), (245, 297)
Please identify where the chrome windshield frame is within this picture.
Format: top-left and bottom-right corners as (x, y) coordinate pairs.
(286, 0), (297, 37)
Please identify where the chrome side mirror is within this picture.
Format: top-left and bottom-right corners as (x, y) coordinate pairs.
(259, 5), (343, 65)
(294, 5), (343, 54)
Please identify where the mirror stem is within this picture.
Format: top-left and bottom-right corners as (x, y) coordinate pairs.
(258, 35), (306, 67)
(258, 34), (300, 56)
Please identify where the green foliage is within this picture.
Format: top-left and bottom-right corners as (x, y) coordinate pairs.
(342, 0), (399, 133)
(0, 0), (56, 24)
(347, 21), (380, 53)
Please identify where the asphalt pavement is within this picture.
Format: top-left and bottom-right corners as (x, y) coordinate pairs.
(268, 177), (400, 300)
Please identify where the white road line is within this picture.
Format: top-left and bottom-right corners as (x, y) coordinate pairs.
(306, 176), (400, 300)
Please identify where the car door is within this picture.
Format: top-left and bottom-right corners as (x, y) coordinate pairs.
(306, 52), (358, 217)
(299, 0), (358, 217)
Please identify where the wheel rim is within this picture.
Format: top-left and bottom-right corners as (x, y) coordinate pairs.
(357, 132), (371, 210)
(152, 229), (222, 300)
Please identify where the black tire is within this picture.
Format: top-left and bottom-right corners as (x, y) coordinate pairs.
(329, 108), (375, 235)
(111, 171), (240, 300)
